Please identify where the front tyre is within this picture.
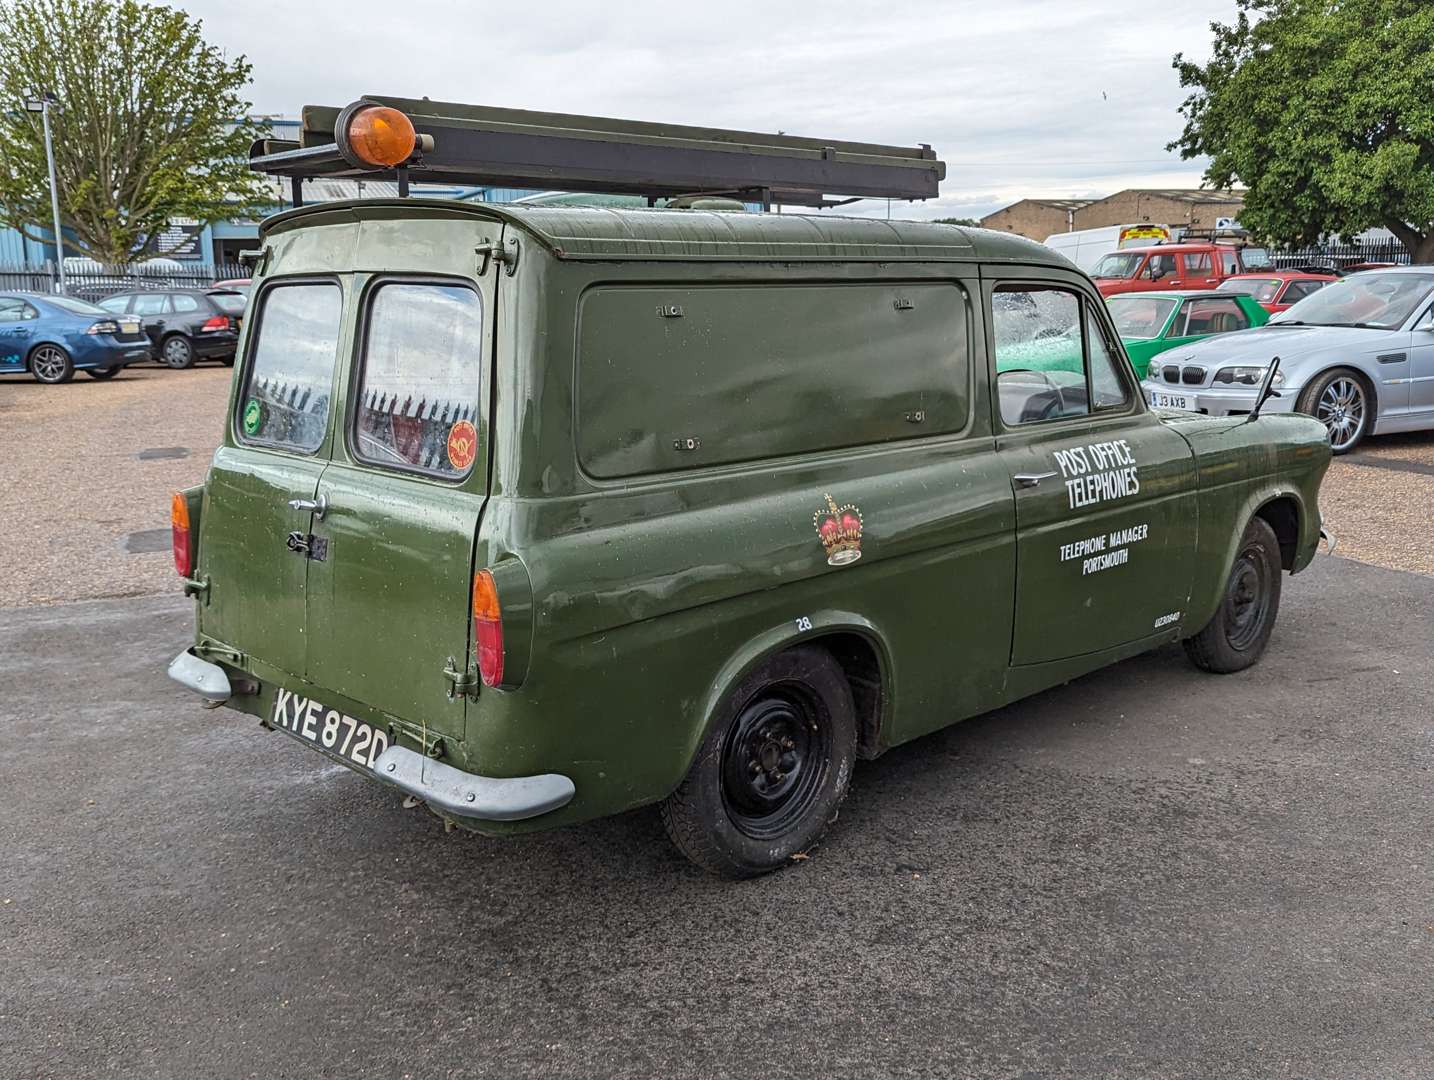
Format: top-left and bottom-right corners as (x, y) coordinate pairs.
(1183, 516), (1283, 674)
(660, 645), (857, 878)
(1297, 368), (1369, 454)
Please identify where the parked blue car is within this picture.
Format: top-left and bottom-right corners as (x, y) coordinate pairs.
(0, 292), (154, 384)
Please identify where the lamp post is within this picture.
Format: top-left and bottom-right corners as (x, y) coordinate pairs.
(24, 93), (66, 296)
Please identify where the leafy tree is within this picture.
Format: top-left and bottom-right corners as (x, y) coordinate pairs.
(934, 217), (980, 227)
(1170, 0), (1434, 261)
(0, 0), (269, 264)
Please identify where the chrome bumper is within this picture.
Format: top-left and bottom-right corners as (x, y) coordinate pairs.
(167, 650), (232, 701)
(373, 745), (576, 823)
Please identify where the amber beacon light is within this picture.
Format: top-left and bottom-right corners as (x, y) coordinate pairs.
(342, 104), (417, 168)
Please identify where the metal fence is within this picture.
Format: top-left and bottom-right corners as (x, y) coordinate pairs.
(0, 261), (248, 302)
(1267, 243), (1411, 272)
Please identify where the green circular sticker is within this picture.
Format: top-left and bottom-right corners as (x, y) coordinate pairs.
(242, 397), (263, 435)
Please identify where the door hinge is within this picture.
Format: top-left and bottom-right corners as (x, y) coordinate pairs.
(443, 656), (479, 700)
(475, 237), (520, 277)
(285, 532), (329, 561)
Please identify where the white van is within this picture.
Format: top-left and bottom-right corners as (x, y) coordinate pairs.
(1043, 223), (1172, 271)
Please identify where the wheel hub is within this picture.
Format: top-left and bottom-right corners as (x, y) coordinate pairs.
(721, 689), (828, 840)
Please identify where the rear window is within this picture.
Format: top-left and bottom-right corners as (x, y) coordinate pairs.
(209, 292), (247, 314)
(1223, 278), (1281, 303)
(576, 283), (970, 478)
(353, 282), (484, 478)
(238, 283), (342, 453)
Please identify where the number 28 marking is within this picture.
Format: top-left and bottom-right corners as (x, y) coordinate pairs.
(795, 616), (813, 632)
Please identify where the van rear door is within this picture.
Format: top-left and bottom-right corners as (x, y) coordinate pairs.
(199, 281), (345, 679)
(301, 272), (493, 737)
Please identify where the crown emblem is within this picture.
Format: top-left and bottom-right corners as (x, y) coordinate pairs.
(812, 494), (863, 566)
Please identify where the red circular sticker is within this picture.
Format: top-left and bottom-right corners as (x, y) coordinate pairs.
(446, 420), (478, 471)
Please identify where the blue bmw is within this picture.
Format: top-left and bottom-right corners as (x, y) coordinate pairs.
(0, 292), (154, 383)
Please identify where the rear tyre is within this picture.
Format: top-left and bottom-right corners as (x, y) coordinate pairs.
(160, 334), (195, 369)
(29, 344), (73, 384)
(660, 645), (857, 878)
(219, 355), (235, 367)
(1183, 516), (1283, 674)
(85, 366), (121, 379)
(1296, 367), (1369, 454)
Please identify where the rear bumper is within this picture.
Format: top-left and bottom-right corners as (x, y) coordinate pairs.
(167, 649), (576, 823)
(193, 333), (239, 357)
(373, 745), (576, 823)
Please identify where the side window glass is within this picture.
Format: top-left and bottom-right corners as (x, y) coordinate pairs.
(0, 298), (24, 320)
(131, 294), (170, 315)
(1146, 255), (1176, 280)
(1185, 252), (1213, 275)
(354, 282), (484, 478)
(1184, 298), (1243, 335)
(1086, 306), (1130, 409)
(1222, 251), (1239, 274)
(239, 283), (342, 453)
(170, 294), (200, 312)
(992, 286), (1089, 426)
(98, 296), (130, 314)
(21, 303), (38, 320)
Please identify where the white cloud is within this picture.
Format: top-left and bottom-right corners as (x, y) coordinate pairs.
(181, 0), (1234, 219)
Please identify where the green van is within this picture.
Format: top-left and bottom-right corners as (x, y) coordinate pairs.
(169, 199), (1331, 877)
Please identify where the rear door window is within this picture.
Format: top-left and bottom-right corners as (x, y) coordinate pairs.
(131, 294), (171, 315)
(171, 294), (200, 313)
(353, 281), (484, 479)
(239, 282), (343, 454)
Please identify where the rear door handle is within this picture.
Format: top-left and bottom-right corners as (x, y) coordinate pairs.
(1013, 471), (1058, 488)
(287, 494), (328, 519)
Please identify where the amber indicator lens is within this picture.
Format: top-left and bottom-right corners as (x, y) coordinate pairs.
(472, 569), (504, 686)
(346, 106), (417, 168)
(171, 491), (192, 577)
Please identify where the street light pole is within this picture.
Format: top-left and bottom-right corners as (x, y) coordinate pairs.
(26, 94), (67, 296)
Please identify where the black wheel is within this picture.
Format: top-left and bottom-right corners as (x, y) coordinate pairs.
(160, 334), (195, 369)
(29, 344), (73, 384)
(85, 366), (121, 380)
(660, 645), (857, 878)
(1296, 367), (1369, 454)
(219, 355), (235, 367)
(1183, 516), (1283, 674)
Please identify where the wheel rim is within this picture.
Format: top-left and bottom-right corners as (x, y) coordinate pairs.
(32, 346), (66, 380)
(1223, 545), (1271, 651)
(720, 686), (830, 841)
(1316, 377), (1365, 451)
(164, 339), (190, 366)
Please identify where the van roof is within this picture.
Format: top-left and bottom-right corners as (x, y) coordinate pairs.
(260, 198), (1065, 266)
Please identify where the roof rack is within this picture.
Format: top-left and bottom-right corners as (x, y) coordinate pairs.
(248, 95), (945, 210)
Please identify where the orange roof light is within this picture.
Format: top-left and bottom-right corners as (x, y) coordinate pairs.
(345, 105), (417, 168)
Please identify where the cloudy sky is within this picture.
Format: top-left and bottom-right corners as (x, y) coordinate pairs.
(182, 0), (1237, 220)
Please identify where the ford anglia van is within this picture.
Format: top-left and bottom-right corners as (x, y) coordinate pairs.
(168, 196), (1332, 877)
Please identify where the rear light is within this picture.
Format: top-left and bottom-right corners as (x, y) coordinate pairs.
(472, 569), (504, 686)
(86, 320), (120, 335)
(171, 492), (192, 577)
(200, 316), (229, 332)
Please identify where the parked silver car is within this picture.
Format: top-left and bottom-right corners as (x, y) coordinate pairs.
(1141, 267), (1434, 452)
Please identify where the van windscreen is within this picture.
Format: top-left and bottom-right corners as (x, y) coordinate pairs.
(238, 282), (342, 453)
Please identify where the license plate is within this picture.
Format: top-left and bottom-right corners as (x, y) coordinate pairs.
(1149, 390), (1193, 410)
(120, 320), (139, 334)
(269, 688), (389, 769)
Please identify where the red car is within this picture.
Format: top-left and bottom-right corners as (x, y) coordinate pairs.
(1221, 271), (1337, 314)
(1090, 242), (1249, 297)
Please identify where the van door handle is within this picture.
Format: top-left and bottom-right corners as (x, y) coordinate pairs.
(1013, 471), (1058, 488)
(287, 494), (328, 519)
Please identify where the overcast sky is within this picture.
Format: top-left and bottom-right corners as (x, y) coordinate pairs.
(180, 0), (1236, 220)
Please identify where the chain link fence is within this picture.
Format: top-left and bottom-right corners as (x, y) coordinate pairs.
(0, 261), (249, 303)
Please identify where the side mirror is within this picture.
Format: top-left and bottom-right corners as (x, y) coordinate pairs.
(1249, 356), (1283, 420)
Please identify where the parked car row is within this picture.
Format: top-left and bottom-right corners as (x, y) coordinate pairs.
(0, 282), (249, 382)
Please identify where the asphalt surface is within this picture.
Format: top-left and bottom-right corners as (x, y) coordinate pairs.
(2, 556), (1430, 1079)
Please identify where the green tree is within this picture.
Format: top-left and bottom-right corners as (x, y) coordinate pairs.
(0, 0), (269, 264)
(934, 217), (980, 227)
(1170, 0), (1434, 262)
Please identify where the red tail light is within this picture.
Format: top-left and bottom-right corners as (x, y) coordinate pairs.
(200, 315), (228, 332)
(472, 569), (504, 686)
(171, 492), (192, 577)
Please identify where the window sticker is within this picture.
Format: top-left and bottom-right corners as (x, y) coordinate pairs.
(813, 494), (863, 566)
(242, 398), (264, 436)
(446, 419), (478, 472)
